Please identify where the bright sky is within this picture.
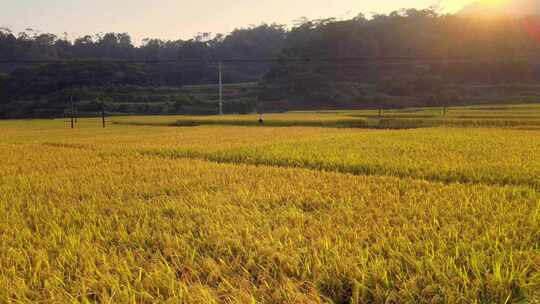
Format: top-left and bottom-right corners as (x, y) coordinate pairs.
(1, 0), (475, 44)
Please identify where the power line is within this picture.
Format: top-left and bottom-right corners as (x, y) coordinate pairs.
(0, 57), (537, 65)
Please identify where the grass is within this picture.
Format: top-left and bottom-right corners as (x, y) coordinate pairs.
(111, 103), (540, 129)
(0, 106), (539, 303)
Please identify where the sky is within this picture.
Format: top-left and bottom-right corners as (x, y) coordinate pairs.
(1, 0), (478, 44)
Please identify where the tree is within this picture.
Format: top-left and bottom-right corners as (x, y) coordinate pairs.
(0, 73), (9, 103)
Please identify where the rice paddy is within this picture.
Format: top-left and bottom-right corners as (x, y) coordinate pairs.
(0, 105), (539, 303)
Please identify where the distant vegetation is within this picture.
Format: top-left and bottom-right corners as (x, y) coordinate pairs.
(1, 9), (540, 117)
(113, 103), (540, 130)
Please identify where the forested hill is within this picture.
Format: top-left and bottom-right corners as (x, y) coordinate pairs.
(2, 8), (540, 117)
(0, 24), (287, 84)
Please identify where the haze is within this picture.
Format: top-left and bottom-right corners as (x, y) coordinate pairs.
(1, 0), (477, 44)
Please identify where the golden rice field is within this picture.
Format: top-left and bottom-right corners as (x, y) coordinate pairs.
(1, 106), (540, 303)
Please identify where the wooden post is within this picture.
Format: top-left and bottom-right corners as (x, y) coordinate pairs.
(376, 94), (383, 120)
(70, 96), (74, 129)
(100, 98), (106, 128)
(218, 62), (223, 115)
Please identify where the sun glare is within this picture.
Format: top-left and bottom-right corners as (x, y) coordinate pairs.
(471, 0), (511, 8)
(463, 0), (510, 7)
(445, 0), (509, 13)
(478, 0), (507, 3)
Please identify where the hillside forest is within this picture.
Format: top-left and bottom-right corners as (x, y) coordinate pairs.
(2, 8), (540, 117)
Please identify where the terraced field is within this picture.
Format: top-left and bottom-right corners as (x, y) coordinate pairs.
(0, 105), (539, 303)
(112, 103), (540, 129)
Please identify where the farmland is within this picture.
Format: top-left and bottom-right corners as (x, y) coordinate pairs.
(0, 105), (539, 303)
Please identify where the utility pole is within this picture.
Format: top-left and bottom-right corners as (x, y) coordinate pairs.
(375, 94), (383, 120)
(74, 92), (78, 124)
(218, 61), (223, 115)
(70, 95), (74, 129)
(100, 98), (106, 128)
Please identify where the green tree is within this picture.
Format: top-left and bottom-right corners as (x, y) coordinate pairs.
(0, 73), (9, 103)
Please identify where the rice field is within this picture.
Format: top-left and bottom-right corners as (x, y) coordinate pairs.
(0, 105), (539, 303)
(111, 103), (540, 129)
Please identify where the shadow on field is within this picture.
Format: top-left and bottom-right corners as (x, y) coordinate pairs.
(113, 117), (540, 129)
(39, 140), (540, 190)
(139, 149), (540, 191)
(113, 119), (430, 130)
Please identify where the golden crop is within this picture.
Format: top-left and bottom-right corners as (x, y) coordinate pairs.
(0, 110), (539, 303)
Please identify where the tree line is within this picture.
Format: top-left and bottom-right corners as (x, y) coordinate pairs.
(0, 24), (286, 87)
(263, 9), (540, 108)
(1, 8), (540, 115)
